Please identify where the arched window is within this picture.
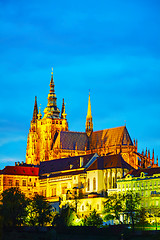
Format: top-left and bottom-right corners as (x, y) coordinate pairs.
(93, 177), (96, 191)
(87, 178), (90, 191)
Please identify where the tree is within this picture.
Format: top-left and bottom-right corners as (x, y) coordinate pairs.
(31, 194), (53, 226)
(150, 207), (160, 230)
(137, 207), (149, 230)
(0, 187), (28, 227)
(123, 192), (141, 231)
(52, 205), (78, 227)
(103, 194), (123, 224)
(83, 209), (103, 227)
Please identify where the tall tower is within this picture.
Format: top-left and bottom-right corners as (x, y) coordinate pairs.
(86, 92), (93, 137)
(26, 69), (68, 165)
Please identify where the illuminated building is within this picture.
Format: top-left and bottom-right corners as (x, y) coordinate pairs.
(39, 153), (133, 215)
(116, 167), (160, 209)
(0, 164), (39, 198)
(26, 69), (155, 169)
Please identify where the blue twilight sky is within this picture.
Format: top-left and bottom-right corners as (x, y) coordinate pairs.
(0, 0), (160, 169)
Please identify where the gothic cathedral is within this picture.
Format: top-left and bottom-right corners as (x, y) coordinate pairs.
(26, 70), (155, 169)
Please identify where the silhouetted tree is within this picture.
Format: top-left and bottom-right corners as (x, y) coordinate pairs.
(31, 194), (52, 226)
(0, 187), (28, 227)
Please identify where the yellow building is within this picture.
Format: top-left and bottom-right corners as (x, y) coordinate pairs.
(25, 69), (156, 170)
(39, 152), (133, 215)
(116, 167), (160, 209)
(0, 164), (39, 198)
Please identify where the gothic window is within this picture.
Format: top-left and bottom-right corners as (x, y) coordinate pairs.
(87, 179), (90, 191)
(93, 177), (96, 191)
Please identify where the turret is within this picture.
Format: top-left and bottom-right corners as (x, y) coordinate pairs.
(86, 92), (93, 137)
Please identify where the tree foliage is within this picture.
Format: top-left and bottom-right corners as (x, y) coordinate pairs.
(103, 194), (123, 223)
(52, 205), (76, 227)
(122, 192), (141, 230)
(0, 187), (28, 227)
(31, 194), (53, 226)
(83, 209), (103, 227)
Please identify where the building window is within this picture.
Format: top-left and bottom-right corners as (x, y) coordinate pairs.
(62, 185), (67, 194)
(22, 180), (26, 186)
(16, 180), (19, 186)
(52, 188), (56, 197)
(34, 182), (36, 187)
(87, 179), (90, 191)
(82, 205), (84, 211)
(90, 205), (92, 210)
(126, 184), (128, 189)
(9, 180), (12, 186)
(97, 204), (99, 210)
(155, 182), (157, 186)
(93, 177), (96, 191)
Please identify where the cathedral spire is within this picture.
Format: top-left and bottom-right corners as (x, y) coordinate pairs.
(31, 96), (38, 123)
(86, 92), (93, 137)
(44, 68), (60, 119)
(61, 98), (67, 119)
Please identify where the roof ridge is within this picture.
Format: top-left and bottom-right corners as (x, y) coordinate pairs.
(92, 126), (125, 133)
(61, 131), (86, 134)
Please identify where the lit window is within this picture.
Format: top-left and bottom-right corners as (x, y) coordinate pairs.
(16, 180), (19, 186)
(9, 180), (12, 186)
(62, 185), (67, 194)
(87, 179), (90, 191)
(52, 188), (56, 197)
(22, 180), (26, 186)
(93, 177), (96, 191)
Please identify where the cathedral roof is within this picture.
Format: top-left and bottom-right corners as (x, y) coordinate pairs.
(0, 166), (39, 176)
(39, 153), (95, 175)
(90, 126), (133, 148)
(87, 154), (133, 171)
(126, 167), (160, 178)
(59, 126), (132, 151)
(60, 131), (89, 150)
